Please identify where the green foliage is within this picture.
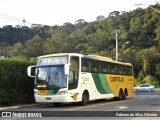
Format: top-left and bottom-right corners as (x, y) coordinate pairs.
(24, 35), (44, 57)
(0, 58), (36, 105)
(135, 73), (159, 88)
(143, 75), (158, 86)
(134, 78), (141, 87)
(137, 70), (145, 82)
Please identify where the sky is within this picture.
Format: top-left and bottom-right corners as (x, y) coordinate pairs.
(0, 0), (158, 27)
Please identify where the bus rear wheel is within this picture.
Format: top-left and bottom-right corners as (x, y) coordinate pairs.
(122, 92), (126, 100)
(113, 90), (123, 100)
(122, 89), (128, 100)
(118, 90), (123, 100)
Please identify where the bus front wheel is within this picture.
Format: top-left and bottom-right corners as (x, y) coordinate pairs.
(80, 91), (89, 105)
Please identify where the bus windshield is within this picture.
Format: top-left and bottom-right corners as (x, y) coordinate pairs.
(35, 65), (67, 88)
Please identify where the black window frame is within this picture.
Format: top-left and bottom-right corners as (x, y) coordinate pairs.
(90, 60), (100, 73)
(81, 57), (133, 76)
(81, 58), (90, 72)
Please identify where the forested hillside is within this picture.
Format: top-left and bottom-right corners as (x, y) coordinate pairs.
(0, 4), (160, 86)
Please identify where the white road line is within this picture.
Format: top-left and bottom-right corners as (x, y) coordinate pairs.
(133, 95), (160, 98)
(108, 106), (128, 111)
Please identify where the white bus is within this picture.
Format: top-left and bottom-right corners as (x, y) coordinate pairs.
(27, 53), (134, 105)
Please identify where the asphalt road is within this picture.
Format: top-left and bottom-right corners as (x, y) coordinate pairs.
(1, 90), (160, 120)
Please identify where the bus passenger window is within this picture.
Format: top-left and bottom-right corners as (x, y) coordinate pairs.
(91, 60), (100, 73)
(100, 62), (108, 74)
(102, 68), (107, 73)
(81, 58), (89, 72)
(108, 64), (112, 74)
(117, 65), (122, 75)
(122, 66), (127, 75)
(127, 67), (132, 76)
(110, 64), (116, 74)
(123, 66), (132, 76)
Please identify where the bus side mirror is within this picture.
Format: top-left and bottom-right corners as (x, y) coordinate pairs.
(64, 63), (70, 76)
(27, 66), (36, 77)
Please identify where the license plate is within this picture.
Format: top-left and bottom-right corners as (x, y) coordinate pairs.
(46, 97), (51, 100)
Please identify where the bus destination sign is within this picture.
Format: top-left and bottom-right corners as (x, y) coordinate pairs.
(37, 56), (68, 66)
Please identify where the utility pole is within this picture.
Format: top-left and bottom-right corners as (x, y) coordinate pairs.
(115, 30), (120, 61)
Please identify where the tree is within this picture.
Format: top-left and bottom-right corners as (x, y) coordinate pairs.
(7, 42), (24, 57)
(75, 19), (87, 28)
(24, 35), (44, 57)
(155, 63), (160, 80)
(143, 75), (158, 87)
(96, 15), (106, 21)
(154, 26), (160, 47)
(43, 32), (67, 54)
(108, 11), (120, 17)
(137, 70), (145, 83)
(136, 46), (159, 76)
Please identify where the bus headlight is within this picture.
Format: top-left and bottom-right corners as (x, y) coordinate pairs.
(34, 91), (39, 95)
(58, 91), (68, 95)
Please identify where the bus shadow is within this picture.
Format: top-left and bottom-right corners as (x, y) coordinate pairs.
(36, 98), (128, 109)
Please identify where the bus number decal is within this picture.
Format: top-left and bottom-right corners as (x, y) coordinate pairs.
(110, 77), (124, 82)
(81, 76), (90, 81)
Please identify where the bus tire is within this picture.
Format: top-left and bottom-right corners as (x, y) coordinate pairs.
(118, 89), (123, 100)
(80, 91), (89, 105)
(122, 92), (126, 100)
(123, 89), (127, 100)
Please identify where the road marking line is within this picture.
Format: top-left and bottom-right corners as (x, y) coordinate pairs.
(134, 95), (160, 98)
(108, 106), (128, 111)
(66, 97), (146, 111)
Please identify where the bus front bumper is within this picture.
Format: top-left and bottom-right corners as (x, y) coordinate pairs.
(34, 94), (75, 103)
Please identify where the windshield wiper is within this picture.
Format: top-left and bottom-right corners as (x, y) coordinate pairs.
(48, 84), (61, 89)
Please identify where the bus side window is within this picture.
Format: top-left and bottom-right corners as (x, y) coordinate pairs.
(91, 60), (100, 73)
(100, 62), (108, 74)
(122, 66), (132, 76)
(110, 64), (116, 74)
(121, 66), (125, 75)
(91, 60), (96, 73)
(122, 66), (127, 75)
(117, 65), (122, 75)
(81, 58), (89, 72)
(102, 68), (107, 73)
(107, 63), (112, 74)
(127, 66), (132, 76)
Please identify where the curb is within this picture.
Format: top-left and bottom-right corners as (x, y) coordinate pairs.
(0, 103), (38, 110)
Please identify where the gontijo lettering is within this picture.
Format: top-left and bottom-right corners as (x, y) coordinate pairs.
(110, 77), (124, 82)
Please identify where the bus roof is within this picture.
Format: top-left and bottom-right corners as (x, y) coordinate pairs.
(38, 53), (132, 66)
(88, 54), (132, 66)
(38, 53), (75, 58)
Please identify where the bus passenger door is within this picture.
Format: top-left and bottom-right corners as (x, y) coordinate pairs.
(68, 56), (79, 90)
